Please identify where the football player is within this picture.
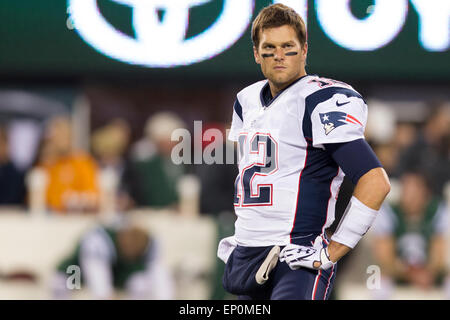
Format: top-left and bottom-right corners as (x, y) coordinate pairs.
(218, 4), (390, 300)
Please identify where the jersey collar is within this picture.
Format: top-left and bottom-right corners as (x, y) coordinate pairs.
(260, 74), (309, 108)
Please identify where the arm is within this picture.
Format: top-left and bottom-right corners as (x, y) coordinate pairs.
(281, 140), (391, 270)
(81, 257), (114, 299)
(282, 91), (390, 270)
(327, 167), (391, 262)
(373, 235), (399, 277)
(125, 239), (175, 299)
(371, 204), (406, 280)
(79, 230), (115, 299)
(426, 234), (447, 279)
(427, 204), (448, 279)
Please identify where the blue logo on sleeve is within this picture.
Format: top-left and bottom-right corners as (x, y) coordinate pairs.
(319, 111), (362, 135)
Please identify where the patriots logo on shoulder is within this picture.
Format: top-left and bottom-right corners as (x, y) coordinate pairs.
(319, 111), (362, 135)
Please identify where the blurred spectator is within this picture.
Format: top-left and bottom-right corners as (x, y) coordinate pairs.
(373, 142), (398, 178)
(124, 112), (185, 208)
(52, 221), (174, 299)
(91, 119), (133, 211)
(373, 122), (417, 177)
(35, 116), (100, 213)
(394, 122), (417, 151)
(394, 103), (450, 196)
(0, 125), (26, 205)
(371, 170), (449, 299)
(366, 100), (397, 145)
(91, 119), (130, 173)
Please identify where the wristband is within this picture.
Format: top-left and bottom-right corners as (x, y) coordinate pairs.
(331, 196), (378, 249)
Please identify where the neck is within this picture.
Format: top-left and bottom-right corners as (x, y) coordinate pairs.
(269, 83), (283, 98)
(269, 71), (307, 97)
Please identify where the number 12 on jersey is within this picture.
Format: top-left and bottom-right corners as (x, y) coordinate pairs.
(234, 132), (279, 207)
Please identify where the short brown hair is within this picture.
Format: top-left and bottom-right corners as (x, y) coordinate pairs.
(251, 4), (307, 49)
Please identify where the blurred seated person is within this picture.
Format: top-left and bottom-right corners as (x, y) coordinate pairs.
(371, 170), (449, 298)
(91, 119), (130, 174)
(35, 116), (100, 213)
(0, 125), (26, 205)
(394, 103), (450, 197)
(91, 119), (133, 211)
(52, 220), (174, 299)
(124, 112), (186, 208)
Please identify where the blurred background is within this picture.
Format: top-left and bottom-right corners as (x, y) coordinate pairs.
(0, 0), (449, 300)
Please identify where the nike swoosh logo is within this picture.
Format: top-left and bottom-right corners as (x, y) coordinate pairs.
(336, 101), (350, 107)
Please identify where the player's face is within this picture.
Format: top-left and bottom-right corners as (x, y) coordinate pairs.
(254, 25), (307, 94)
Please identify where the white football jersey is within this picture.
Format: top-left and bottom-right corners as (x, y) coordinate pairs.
(229, 74), (368, 247)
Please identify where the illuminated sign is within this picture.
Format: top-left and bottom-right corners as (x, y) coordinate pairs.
(317, 0), (449, 51)
(0, 1), (448, 80)
(409, 0), (449, 51)
(68, 0), (254, 67)
(67, 0), (449, 69)
(317, 0), (408, 51)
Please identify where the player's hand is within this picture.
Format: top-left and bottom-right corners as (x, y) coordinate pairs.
(279, 236), (335, 271)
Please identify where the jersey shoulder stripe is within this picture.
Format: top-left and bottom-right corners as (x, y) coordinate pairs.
(234, 80), (267, 123)
(233, 99), (243, 122)
(306, 86), (364, 114)
(236, 80), (267, 106)
(303, 85), (365, 139)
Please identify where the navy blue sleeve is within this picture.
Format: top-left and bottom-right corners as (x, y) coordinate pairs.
(324, 138), (382, 185)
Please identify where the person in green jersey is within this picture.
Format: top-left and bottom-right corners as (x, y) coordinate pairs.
(51, 220), (174, 299)
(371, 170), (449, 299)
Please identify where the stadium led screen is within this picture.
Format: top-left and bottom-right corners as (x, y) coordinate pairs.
(1, 0), (449, 81)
